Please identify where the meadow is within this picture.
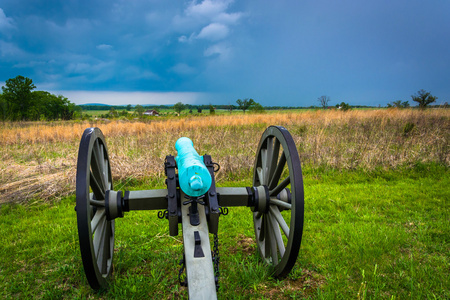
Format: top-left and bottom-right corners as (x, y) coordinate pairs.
(0, 108), (448, 299)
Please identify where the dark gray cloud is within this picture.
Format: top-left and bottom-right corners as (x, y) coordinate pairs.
(0, 0), (449, 106)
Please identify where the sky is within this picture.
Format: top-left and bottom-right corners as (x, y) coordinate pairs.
(0, 0), (449, 107)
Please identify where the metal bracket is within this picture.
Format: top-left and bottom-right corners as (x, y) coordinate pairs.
(165, 155), (179, 236)
(203, 155), (220, 235)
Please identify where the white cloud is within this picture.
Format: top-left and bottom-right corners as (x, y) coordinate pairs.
(185, 0), (232, 19)
(0, 40), (26, 58)
(96, 44), (113, 51)
(173, 0), (241, 36)
(0, 8), (14, 31)
(65, 60), (115, 75)
(13, 60), (47, 68)
(214, 12), (242, 24)
(178, 35), (188, 43)
(123, 66), (159, 80)
(169, 63), (196, 75)
(66, 62), (91, 73)
(197, 23), (229, 40)
(204, 43), (231, 59)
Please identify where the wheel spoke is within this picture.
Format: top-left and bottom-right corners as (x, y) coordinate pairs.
(268, 152), (286, 190)
(261, 149), (267, 184)
(270, 198), (292, 210)
(89, 196), (105, 207)
(94, 141), (108, 191)
(267, 138), (280, 184)
(90, 142), (106, 193)
(259, 215), (266, 242)
(270, 175), (290, 197)
(94, 215), (106, 259)
(256, 167), (264, 186)
(264, 215), (270, 259)
(269, 210), (286, 257)
(104, 158), (111, 190)
(255, 211), (262, 219)
(269, 206), (290, 238)
(264, 138), (274, 184)
(267, 213), (278, 264)
(91, 208), (106, 233)
(101, 221), (112, 274)
(98, 143), (106, 188)
(90, 170), (105, 200)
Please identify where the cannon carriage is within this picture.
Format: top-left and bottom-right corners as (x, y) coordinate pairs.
(75, 125), (304, 299)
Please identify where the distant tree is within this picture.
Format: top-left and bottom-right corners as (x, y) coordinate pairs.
(135, 104), (145, 117)
(249, 102), (265, 113)
(1, 75), (36, 120)
(126, 104), (132, 111)
(317, 95), (330, 109)
(209, 104), (215, 115)
(173, 102), (185, 114)
(388, 100), (410, 108)
(0, 93), (5, 120)
(236, 98), (256, 114)
(411, 89), (437, 109)
(337, 102), (351, 111)
(197, 107), (202, 113)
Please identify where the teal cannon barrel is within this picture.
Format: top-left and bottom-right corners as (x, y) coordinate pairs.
(175, 137), (212, 197)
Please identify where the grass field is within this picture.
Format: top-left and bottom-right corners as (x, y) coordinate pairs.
(0, 108), (449, 299)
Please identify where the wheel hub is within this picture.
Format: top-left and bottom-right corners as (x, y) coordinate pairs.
(105, 190), (125, 221)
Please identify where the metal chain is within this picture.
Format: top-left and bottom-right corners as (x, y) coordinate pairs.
(212, 232), (220, 291)
(178, 254), (187, 287)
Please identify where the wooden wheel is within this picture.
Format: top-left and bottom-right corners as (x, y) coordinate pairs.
(76, 128), (114, 290)
(252, 126), (304, 277)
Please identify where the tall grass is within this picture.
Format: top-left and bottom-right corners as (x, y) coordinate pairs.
(0, 109), (448, 204)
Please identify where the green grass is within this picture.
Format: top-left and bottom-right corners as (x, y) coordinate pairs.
(0, 164), (448, 299)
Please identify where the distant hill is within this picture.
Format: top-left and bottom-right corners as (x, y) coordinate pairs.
(78, 103), (111, 107)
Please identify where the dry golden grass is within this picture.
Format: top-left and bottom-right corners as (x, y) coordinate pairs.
(0, 108), (448, 204)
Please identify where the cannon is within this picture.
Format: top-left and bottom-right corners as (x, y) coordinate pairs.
(75, 125), (304, 299)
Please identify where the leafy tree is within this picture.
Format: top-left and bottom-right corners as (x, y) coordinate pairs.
(236, 98), (255, 114)
(0, 93), (6, 120)
(336, 102), (351, 111)
(411, 89), (437, 109)
(228, 104), (234, 113)
(388, 100), (410, 108)
(126, 104), (132, 111)
(109, 107), (119, 118)
(135, 104), (145, 117)
(209, 104), (215, 115)
(1, 75), (36, 120)
(197, 107), (202, 113)
(173, 102), (185, 114)
(249, 102), (265, 113)
(318, 95), (330, 109)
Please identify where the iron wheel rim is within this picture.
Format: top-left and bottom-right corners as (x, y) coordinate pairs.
(252, 125), (304, 278)
(76, 127), (114, 290)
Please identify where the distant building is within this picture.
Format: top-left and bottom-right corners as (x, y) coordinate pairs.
(143, 110), (159, 116)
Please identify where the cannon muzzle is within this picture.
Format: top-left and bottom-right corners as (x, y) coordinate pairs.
(175, 137), (212, 197)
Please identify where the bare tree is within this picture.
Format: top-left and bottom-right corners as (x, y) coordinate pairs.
(318, 95), (330, 109)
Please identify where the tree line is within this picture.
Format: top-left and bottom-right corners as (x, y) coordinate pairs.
(0, 75), (76, 121)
